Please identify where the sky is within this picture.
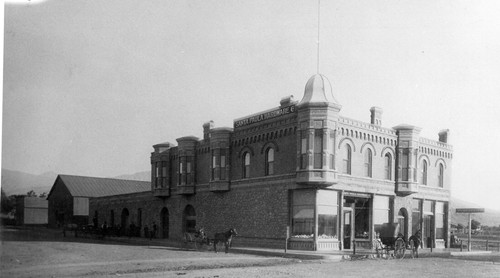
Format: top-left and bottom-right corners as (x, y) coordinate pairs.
(2, 0), (500, 210)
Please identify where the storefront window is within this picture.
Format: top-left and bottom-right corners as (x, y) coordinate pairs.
(373, 196), (390, 234)
(354, 199), (370, 239)
(292, 190), (315, 238)
(435, 202), (445, 239)
(412, 199), (421, 233)
(317, 190), (338, 240)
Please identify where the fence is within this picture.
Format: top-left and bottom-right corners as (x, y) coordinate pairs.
(453, 239), (500, 252)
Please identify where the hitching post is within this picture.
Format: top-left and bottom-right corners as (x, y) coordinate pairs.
(455, 208), (485, 252)
(285, 226), (289, 254)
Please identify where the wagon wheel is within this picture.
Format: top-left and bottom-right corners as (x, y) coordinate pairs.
(394, 238), (406, 259)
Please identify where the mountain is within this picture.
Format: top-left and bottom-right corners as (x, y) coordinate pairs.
(450, 197), (500, 227)
(114, 171), (150, 181)
(1, 169), (151, 196)
(1, 169), (56, 196)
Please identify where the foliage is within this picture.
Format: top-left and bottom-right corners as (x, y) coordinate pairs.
(1, 188), (15, 213)
(471, 219), (481, 230)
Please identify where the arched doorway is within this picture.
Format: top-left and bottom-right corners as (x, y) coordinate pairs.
(183, 205), (196, 233)
(398, 208), (409, 242)
(161, 207), (169, 239)
(121, 208), (129, 235)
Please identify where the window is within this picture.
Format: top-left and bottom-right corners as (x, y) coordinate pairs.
(161, 161), (167, 188)
(438, 164), (444, 187)
(354, 199), (370, 239)
(435, 202), (445, 239)
(314, 130), (323, 169)
(317, 190), (338, 239)
(220, 149), (226, 180)
(329, 133), (335, 169)
(291, 190), (315, 238)
(374, 196), (390, 235)
(401, 149), (409, 181)
(342, 145), (351, 174)
(155, 162), (160, 188)
(183, 205), (196, 233)
(243, 152), (250, 178)
(300, 131), (307, 169)
(412, 199), (421, 233)
(364, 149), (372, 177)
(212, 150), (220, 180)
(421, 160), (428, 185)
(265, 148), (274, 176)
(178, 160), (183, 185)
(384, 153), (392, 180)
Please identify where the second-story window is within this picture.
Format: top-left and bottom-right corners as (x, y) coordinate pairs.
(314, 130), (323, 169)
(343, 145), (351, 175)
(421, 160), (428, 185)
(155, 162), (160, 188)
(438, 163), (444, 187)
(178, 161), (183, 185)
(384, 153), (392, 180)
(265, 148), (274, 176)
(161, 161), (167, 188)
(329, 132), (335, 169)
(364, 149), (372, 178)
(212, 149), (226, 181)
(243, 152), (251, 178)
(300, 131), (307, 169)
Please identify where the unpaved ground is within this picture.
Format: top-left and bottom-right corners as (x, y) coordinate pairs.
(1, 227), (499, 277)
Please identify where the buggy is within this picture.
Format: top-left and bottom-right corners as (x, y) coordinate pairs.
(372, 223), (406, 259)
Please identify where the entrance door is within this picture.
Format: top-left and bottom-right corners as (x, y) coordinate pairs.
(343, 210), (353, 249)
(161, 207), (169, 239)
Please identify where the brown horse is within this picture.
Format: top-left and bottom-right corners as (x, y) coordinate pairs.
(408, 230), (422, 258)
(213, 228), (238, 253)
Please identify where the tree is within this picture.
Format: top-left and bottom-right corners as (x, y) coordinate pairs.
(457, 223), (464, 231)
(471, 219), (481, 230)
(26, 190), (37, 197)
(39, 192), (47, 198)
(1, 188), (15, 213)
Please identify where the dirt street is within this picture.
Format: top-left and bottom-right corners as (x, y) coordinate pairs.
(1, 227), (499, 277)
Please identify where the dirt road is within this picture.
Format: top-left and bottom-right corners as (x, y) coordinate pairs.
(1, 227), (499, 277)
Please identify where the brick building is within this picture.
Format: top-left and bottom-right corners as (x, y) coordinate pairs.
(90, 74), (452, 251)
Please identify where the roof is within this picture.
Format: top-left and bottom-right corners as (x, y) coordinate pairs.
(52, 175), (151, 198)
(299, 74), (339, 106)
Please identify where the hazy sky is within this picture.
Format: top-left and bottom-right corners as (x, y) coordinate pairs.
(2, 1), (500, 210)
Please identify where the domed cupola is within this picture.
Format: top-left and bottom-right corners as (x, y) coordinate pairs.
(299, 74), (340, 107)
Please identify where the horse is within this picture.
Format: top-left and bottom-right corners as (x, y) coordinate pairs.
(183, 228), (209, 249)
(408, 230), (422, 258)
(212, 228), (238, 253)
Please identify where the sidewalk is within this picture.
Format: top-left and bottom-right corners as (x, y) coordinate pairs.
(103, 234), (482, 261)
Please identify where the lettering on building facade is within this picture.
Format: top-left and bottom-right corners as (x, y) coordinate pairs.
(234, 105), (296, 128)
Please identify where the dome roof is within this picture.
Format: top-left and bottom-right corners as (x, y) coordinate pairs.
(299, 74), (339, 106)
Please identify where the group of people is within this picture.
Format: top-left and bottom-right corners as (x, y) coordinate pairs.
(143, 222), (158, 240)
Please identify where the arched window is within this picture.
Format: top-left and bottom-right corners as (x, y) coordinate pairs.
(438, 164), (444, 187)
(342, 145), (351, 174)
(243, 152), (250, 178)
(421, 160), (428, 185)
(364, 149), (372, 177)
(265, 148), (274, 176)
(384, 153), (392, 180)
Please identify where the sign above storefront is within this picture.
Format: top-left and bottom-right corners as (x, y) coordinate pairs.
(456, 208), (485, 213)
(234, 105), (296, 128)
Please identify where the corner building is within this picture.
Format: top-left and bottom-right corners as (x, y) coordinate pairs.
(92, 74), (452, 251)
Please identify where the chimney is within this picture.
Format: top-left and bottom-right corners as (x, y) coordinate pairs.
(438, 129), (450, 143)
(370, 107), (383, 126)
(203, 121), (214, 141)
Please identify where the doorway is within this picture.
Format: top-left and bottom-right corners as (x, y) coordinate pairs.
(397, 208), (409, 242)
(343, 209), (353, 249)
(161, 207), (169, 239)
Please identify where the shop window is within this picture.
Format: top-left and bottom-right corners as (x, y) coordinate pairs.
(384, 153), (392, 180)
(373, 196), (390, 235)
(364, 149), (372, 177)
(412, 199), (421, 233)
(291, 190), (315, 238)
(314, 130), (323, 169)
(435, 202), (445, 239)
(317, 190), (338, 240)
(183, 205), (196, 233)
(243, 152), (250, 178)
(438, 164), (444, 187)
(354, 199), (370, 239)
(265, 148), (274, 176)
(421, 160), (428, 185)
(342, 145), (351, 174)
